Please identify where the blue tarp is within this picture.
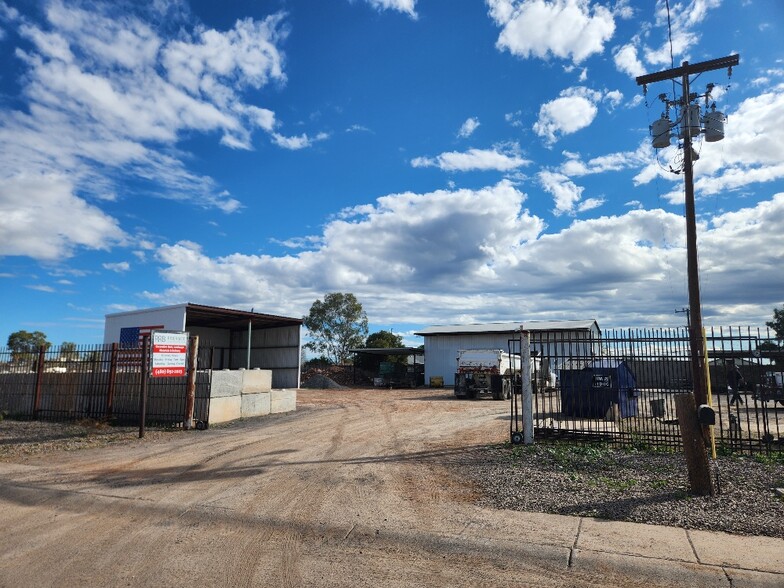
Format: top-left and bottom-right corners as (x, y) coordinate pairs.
(560, 359), (638, 419)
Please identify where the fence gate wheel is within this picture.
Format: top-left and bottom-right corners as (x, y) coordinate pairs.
(511, 431), (524, 445)
(196, 420), (207, 430)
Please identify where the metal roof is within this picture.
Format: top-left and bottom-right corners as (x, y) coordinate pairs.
(184, 303), (302, 331)
(106, 302), (302, 331)
(348, 347), (424, 356)
(414, 319), (599, 337)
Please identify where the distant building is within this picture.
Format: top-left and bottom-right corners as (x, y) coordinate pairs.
(415, 320), (600, 387)
(104, 303), (302, 388)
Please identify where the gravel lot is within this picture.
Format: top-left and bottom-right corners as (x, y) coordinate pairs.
(458, 442), (784, 539)
(2, 400), (783, 541)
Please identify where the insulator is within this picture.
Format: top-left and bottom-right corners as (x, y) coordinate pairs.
(704, 110), (726, 142)
(679, 104), (701, 139)
(651, 116), (672, 149)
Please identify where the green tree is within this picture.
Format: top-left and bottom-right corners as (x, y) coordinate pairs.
(303, 293), (368, 365)
(60, 341), (79, 361)
(763, 306), (784, 368)
(365, 330), (404, 349)
(7, 330), (50, 361)
(767, 305), (784, 340)
(358, 330), (405, 370)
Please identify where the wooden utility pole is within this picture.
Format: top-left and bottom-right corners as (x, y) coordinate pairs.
(636, 54), (739, 496)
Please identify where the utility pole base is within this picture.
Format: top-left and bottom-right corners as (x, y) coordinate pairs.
(674, 393), (715, 496)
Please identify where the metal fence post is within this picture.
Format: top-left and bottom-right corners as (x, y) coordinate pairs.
(32, 345), (46, 419)
(521, 329), (534, 445)
(139, 335), (150, 439)
(107, 343), (118, 420)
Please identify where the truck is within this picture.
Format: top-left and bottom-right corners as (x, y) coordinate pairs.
(454, 349), (557, 400)
(454, 349), (520, 400)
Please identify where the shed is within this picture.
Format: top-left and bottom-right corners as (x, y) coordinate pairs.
(104, 303), (303, 388)
(415, 320), (600, 387)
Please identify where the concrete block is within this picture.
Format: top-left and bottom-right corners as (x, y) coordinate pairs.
(242, 369), (272, 393)
(241, 392), (271, 418)
(208, 395), (242, 424)
(270, 388), (297, 413)
(210, 370), (243, 398)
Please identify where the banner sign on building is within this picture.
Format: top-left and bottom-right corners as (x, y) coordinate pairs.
(151, 331), (189, 377)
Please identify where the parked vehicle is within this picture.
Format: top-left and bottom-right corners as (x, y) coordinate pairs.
(454, 349), (518, 400)
(453, 349), (556, 400)
(753, 371), (784, 406)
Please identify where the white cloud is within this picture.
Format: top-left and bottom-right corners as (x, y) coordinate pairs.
(634, 85), (784, 201)
(103, 261), (130, 273)
(538, 170), (584, 215)
(412, 145), (531, 172)
(0, 173), (125, 261)
(363, 0), (418, 19)
(487, 0), (616, 64)
(457, 117), (480, 138)
(613, 42), (645, 78)
(533, 86), (602, 145)
(616, 0), (721, 75)
(27, 284), (56, 293)
(145, 185), (784, 328)
(271, 131), (329, 150)
(0, 0), (292, 261)
(560, 139), (652, 177)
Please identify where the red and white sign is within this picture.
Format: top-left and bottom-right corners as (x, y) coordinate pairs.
(151, 331), (188, 377)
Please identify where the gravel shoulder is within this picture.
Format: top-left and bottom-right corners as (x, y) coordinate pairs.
(456, 442), (784, 539)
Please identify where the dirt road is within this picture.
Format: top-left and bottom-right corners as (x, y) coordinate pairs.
(0, 389), (733, 586)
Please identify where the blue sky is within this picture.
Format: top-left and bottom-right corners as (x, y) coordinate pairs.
(1, 0), (783, 347)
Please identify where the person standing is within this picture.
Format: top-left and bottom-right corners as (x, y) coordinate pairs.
(727, 361), (745, 406)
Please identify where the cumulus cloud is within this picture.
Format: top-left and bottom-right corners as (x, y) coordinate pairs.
(412, 144), (531, 172)
(145, 185), (784, 328)
(614, 0), (721, 76)
(533, 86), (602, 145)
(538, 170), (585, 215)
(487, 0), (616, 64)
(613, 42), (645, 78)
(457, 117), (480, 138)
(634, 85), (784, 202)
(0, 1), (297, 259)
(0, 173), (125, 260)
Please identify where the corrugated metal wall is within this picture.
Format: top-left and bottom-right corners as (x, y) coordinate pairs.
(230, 325), (301, 388)
(424, 333), (518, 387)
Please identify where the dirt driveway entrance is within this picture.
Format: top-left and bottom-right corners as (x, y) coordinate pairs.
(0, 389), (702, 586)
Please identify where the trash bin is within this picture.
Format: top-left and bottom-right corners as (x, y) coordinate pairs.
(560, 360), (638, 418)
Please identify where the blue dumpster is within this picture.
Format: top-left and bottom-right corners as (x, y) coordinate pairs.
(560, 359), (638, 418)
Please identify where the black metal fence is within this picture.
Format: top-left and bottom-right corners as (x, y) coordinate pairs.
(0, 342), (211, 426)
(509, 327), (784, 456)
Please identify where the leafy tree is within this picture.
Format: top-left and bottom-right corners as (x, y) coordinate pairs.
(763, 306), (784, 368)
(303, 293), (368, 365)
(60, 341), (79, 361)
(7, 330), (50, 361)
(767, 305), (784, 340)
(365, 330), (404, 349)
(357, 330), (405, 370)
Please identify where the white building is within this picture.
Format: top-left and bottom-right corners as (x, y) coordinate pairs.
(415, 320), (600, 387)
(104, 303), (302, 388)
